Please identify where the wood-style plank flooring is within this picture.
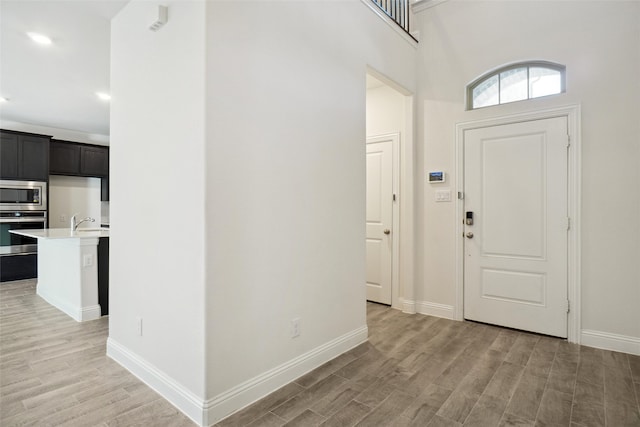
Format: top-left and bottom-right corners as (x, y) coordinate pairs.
(0, 279), (194, 426)
(217, 303), (640, 427)
(2, 279), (639, 426)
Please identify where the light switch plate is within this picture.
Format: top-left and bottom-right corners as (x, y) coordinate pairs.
(435, 189), (452, 202)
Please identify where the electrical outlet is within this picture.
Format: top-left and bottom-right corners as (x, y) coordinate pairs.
(137, 317), (143, 336)
(82, 254), (93, 267)
(291, 318), (301, 338)
(59, 214), (66, 223)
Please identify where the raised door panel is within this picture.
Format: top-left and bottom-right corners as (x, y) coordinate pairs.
(19, 135), (49, 181)
(50, 141), (81, 175)
(0, 132), (19, 179)
(81, 146), (108, 177)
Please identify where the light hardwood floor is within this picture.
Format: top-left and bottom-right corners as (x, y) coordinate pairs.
(2, 279), (639, 426)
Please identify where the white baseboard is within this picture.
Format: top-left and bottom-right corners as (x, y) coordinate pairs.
(107, 326), (368, 427)
(204, 325), (368, 425)
(107, 338), (206, 426)
(37, 286), (101, 322)
(401, 299), (416, 314)
(409, 300), (454, 320)
(79, 305), (102, 321)
(581, 329), (640, 356)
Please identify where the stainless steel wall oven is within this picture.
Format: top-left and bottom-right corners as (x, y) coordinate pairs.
(0, 180), (47, 281)
(1, 211), (47, 255)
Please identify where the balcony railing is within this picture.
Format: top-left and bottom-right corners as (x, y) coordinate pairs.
(370, 0), (414, 40)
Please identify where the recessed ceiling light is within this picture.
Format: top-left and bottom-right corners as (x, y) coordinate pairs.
(0, 97), (8, 103)
(27, 32), (52, 45)
(96, 92), (111, 101)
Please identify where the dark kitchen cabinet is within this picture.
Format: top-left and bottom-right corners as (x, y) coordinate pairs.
(0, 130), (50, 181)
(81, 145), (109, 177)
(49, 140), (81, 175)
(50, 140), (109, 178)
(97, 237), (109, 315)
(0, 132), (19, 178)
(21, 136), (50, 180)
(0, 254), (37, 281)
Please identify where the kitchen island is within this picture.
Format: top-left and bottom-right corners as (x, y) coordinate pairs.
(10, 228), (109, 322)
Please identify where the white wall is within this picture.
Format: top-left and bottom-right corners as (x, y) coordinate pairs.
(414, 1), (640, 349)
(110, 1), (416, 423)
(48, 175), (101, 228)
(108, 0), (207, 419)
(367, 83), (406, 137)
(204, 1), (416, 421)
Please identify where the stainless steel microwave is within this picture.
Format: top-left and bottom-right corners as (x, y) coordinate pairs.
(0, 180), (47, 211)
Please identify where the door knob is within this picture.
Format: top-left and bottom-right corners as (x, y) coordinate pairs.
(383, 229), (391, 235)
(466, 232), (474, 239)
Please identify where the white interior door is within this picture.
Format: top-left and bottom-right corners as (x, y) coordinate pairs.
(463, 117), (569, 337)
(366, 140), (393, 305)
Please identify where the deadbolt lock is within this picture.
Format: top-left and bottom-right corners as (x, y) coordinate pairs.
(466, 211), (474, 226)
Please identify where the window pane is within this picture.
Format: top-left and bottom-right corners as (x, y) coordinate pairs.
(499, 67), (528, 103)
(529, 67), (562, 98)
(472, 75), (499, 108)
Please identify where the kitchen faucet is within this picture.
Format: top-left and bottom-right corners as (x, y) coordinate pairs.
(70, 214), (95, 231)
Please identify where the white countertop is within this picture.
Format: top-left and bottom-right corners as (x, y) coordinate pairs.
(10, 228), (110, 240)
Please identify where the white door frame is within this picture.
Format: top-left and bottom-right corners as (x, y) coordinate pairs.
(367, 133), (400, 308)
(365, 67), (415, 313)
(455, 105), (582, 343)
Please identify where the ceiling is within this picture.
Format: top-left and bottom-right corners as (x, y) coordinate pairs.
(0, 2), (390, 138)
(0, 0), (129, 137)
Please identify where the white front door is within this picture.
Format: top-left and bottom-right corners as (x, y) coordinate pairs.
(366, 140), (393, 305)
(463, 117), (569, 338)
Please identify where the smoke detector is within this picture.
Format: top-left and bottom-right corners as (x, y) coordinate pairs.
(149, 5), (168, 32)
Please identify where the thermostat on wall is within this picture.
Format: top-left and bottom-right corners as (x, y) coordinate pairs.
(428, 171), (445, 183)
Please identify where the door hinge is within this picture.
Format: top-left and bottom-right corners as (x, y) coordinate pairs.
(567, 217), (571, 231)
(393, 194), (397, 202)
(567, 134), (571, 148)
(566, 299), (570, 313)
(458, 191), (464, 200)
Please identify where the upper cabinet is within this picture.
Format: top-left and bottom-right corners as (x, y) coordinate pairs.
(0, 130), (50, 181)
(80, 145), (109, 177)
(50, 140), (109, 178)
(49, 140), (80, 175)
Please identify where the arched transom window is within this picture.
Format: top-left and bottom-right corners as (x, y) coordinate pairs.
(467, 61), (566, 110)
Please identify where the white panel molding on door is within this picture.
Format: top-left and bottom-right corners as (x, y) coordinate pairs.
(455, 105), (582, 343)
(366, 133), (400, 306)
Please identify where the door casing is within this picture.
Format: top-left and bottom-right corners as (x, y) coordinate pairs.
(365, 67), (415, 313)
(455, 105), (582, 343)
